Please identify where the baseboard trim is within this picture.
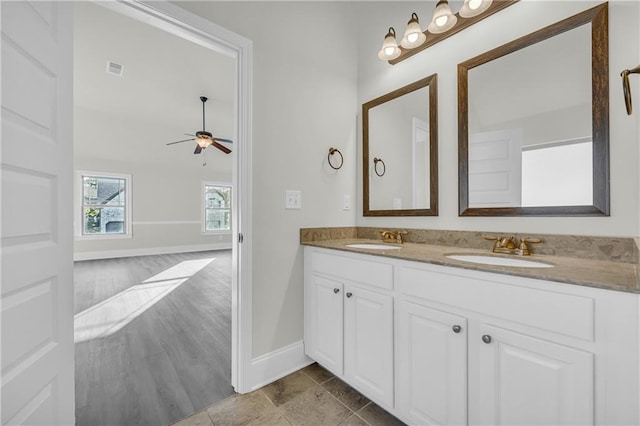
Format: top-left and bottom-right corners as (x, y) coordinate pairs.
(249, 340), (313, 391)
(73, 243), (232, 261)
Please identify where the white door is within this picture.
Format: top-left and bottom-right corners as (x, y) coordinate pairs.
(397, 301), (467, 425)
(304, 275), (344, 375)
(468, 128), (523, 207)
(1, 2), (75, 424)
(344, 286), (394, 408)
(476, 325), (593, 425)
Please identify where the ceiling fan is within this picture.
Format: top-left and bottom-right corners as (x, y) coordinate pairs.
(166, 96), (233, 155)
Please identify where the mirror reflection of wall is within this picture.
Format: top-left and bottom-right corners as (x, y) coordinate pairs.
(369, 86), (429, 210)
(459, 2), (610, 216)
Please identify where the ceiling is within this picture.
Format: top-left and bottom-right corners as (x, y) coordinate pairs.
(73, 2), (235, 164)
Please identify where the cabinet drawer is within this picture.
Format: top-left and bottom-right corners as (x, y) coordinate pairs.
(399, 266), (594, 341)
(310, 251), (393, 290)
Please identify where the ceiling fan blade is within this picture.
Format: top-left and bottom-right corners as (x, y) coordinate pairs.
(213, 137), (233, 144)
(184, 133), (195, 136)
(211, 140), (232, 154)
(194, 145), (203, 154)
(167, 138), (196, 145)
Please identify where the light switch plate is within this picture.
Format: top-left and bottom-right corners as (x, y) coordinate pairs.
(343, 195), (351, 210)
(285, 190), (302, 209)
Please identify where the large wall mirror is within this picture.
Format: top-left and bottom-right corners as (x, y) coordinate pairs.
(458, 3), (609, 216)
(363, 74), (438, 216)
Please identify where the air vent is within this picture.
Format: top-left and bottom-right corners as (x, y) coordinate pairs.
(106, 61), (124, 77)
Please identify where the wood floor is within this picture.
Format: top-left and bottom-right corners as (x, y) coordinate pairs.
(74, 250), (235, 426)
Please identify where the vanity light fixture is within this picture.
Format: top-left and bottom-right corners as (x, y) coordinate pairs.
(427, 0), (457, 34)
(401, 13), (426, 49)
(378, 27), (401, 61)
(378, 0), (518, 65)
(459, 0), (493, 18)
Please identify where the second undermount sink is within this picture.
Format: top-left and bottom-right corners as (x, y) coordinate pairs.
(346, 243), (401, 250)
(446, 254), (554, 268)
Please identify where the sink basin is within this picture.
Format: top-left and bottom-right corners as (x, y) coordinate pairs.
(446, 254), (553, 268)
(346, 243), (401, 250)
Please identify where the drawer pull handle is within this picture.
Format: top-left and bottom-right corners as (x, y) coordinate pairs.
(333, 288), (340, 294)
(346, 292), (353, 298)
(482, 335), (492, 344)
(452, 325), (462, 334)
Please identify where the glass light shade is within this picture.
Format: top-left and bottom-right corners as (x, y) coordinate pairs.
(378, 27), (401, 61)
(196, 137), (210, 148)
(427, 0), (458, 34)
(400, 13), (426, 49)
(459, 0), (493, 18)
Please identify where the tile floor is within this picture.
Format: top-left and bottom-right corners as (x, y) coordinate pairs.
(172, 363), (406, 426)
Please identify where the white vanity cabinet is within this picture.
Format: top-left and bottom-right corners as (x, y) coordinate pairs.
(304, 248), (395, 409)
(304, 246), (640, 426)
(396, 301), (468, 425)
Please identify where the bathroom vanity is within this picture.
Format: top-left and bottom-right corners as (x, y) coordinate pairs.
(303, 239), (639, 426)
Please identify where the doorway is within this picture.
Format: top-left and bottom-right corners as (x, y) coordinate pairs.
(72, 1), (251, 423)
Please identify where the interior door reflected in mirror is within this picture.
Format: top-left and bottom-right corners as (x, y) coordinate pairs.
(458, 3), (609, 216)
(363, 74), (438, 216)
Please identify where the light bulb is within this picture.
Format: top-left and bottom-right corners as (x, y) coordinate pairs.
(469, 0), (482, 10)
(459, 0), (492, 18)
(428, 0), (457, 34)
(378, 27), (401, 61)
(400, 13), (426, 49)
(436, 15), (448, 27)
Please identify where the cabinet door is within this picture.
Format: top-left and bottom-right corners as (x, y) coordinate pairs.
(344, 286), (394, 408)
(305, 274), (344, 375)
(476, 325), (593, 425)
(397, 301), (467, 425)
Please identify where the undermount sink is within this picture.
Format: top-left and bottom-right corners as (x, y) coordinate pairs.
(446, 254), (554, 268)
(346, 243), (401, 250)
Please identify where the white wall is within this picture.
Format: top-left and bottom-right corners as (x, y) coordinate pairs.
(174, 2), (358, 357)
(357, 0), (640, 237)
(74, 106), (233, 258)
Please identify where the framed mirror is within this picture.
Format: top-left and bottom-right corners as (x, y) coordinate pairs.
(363, 74), (438, 216)
(458, 3), (609, 216)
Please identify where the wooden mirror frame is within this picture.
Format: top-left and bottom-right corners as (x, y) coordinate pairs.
(458, 3), (609, 217)
(363, 74), (439, 216)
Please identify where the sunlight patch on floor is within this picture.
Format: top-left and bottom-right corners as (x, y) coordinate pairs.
(74, 258), (215, 343)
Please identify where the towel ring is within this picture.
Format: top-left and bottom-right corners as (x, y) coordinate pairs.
(622, 66), (640, 115)
(373, 157), (386, 177)
(328, 147), (343, 170)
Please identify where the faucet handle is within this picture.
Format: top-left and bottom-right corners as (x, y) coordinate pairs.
(518, 237), (541, 255)
(521, 237), (541, 244)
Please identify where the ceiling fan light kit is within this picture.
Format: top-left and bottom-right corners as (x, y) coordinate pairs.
(166, 96), (233, 155)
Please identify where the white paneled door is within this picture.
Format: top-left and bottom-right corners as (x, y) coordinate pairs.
(1, 2), (75, 424)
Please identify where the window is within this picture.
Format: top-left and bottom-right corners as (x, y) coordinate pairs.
(76, 171), (131, 238)
(202, 182), (231, 234)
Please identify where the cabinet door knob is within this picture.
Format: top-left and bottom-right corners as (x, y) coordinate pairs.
(452, 325), (462, 333)
(333, 288), (340, 294)
(482, 335), (492, 344)
(346, 292), (353, 298)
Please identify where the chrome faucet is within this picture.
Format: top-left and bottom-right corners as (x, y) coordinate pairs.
(379, 230), (408, 244)
(484, 235), (541, 256)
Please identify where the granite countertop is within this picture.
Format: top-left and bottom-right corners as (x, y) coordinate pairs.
(302, 238), (640, 294)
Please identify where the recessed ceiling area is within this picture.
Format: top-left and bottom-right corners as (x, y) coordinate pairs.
(73, 2), (235, 167)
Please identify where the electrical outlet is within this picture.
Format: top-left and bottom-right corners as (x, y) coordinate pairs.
(393, 198), (402, 209)
(343, 195), (351, 210)
(285, 190), (302, 209)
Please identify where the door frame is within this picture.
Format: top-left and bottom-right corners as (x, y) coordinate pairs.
(93, 0), (254, 393)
